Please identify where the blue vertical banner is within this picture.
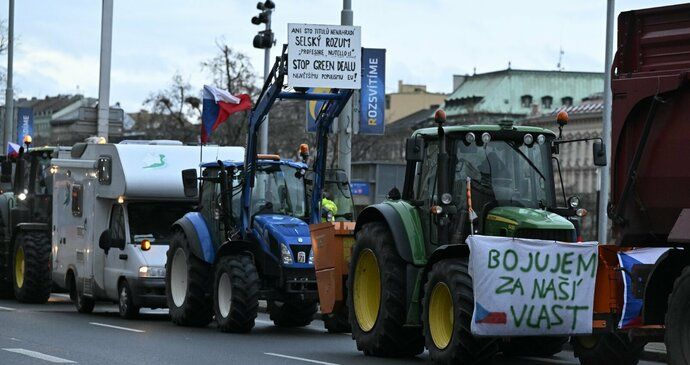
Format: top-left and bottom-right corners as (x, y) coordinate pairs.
(305, 87), (330, 133)
(16, 107), (34, 145)
(359, 48), (386, 135)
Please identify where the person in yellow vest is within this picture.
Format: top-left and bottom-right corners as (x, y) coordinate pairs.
(321, 190), (338, 222)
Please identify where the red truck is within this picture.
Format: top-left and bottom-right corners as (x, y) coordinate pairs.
(571, 4), (690, 365)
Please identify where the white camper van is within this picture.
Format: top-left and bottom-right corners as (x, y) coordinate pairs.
(51, 141), (244, 318)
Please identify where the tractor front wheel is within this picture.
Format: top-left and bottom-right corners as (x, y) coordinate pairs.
(166, 231), (212, 327)
(347, 222), (424, 357)
(213, 255), (259, 333)
(13, 231), (51, 303)
(423, 258), (498, 364)
(571, 334), (644, 365)
(665, 266), (690, 365)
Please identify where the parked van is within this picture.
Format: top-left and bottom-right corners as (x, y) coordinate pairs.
(51, 141), (243, 318)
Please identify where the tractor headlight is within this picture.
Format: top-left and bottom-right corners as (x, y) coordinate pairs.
(465, 132), (476, 144)
(523, 133), (534, 145)
(138, 266), (166, 278)
(308, 249), (314, 265)
(17, 192), (26, 201)
(537, 134), (546, 145)
(280, 243), (293, 265)
(568, 196), (580, 208)
(481, 132), (492, 144)
(441, 193), (453, 205)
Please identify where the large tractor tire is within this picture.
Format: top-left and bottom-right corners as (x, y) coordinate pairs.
(347, 222), (424, 357)
(213, 255), (259, 333)
(13, 231), (51, 303)
(666, 266), (690, 365)
(269, 300), (317, 327)
(500, 336), (569, 357)
(323, 308), (351, 333)
(166, 231), (213, 327)
(423, 258), (498, 365)
(572, 334), (644, 365)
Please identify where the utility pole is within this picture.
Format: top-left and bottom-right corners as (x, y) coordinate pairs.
(97, 0), (114, 141)
(337, 0), (354, 178)
(598, 0), (615, 244)
(252, 1), (275, 154)
(4, 0), (14, 146)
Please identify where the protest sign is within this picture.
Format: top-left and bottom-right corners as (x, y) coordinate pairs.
(467, 235), (598, 336)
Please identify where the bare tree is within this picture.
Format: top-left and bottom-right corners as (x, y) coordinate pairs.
(137, 73), (199, 142)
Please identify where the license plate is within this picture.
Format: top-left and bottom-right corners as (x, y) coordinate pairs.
(297, 251), (306, 263)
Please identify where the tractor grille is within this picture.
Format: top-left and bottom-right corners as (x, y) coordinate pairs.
(515, 228), (575, 242)
(290, 245), (311, 264)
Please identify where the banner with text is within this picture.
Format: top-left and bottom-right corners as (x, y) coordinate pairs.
(288, 23), (361, 89)
(359, 48), (385, 135)
(467, 235), (598, 336)
(16, 107), (34, 145)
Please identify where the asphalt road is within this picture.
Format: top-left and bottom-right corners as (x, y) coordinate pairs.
(0, 295), (665, 365)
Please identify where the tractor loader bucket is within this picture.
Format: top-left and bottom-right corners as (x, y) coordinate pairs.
(310, 221), (355, 314)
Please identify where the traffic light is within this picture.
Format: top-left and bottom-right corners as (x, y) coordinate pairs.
(252, 1), (275, 50)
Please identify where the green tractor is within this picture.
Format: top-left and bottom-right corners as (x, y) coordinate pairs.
(347, 110), (606, 363)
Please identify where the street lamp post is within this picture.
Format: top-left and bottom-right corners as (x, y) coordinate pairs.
(252, 1), (275, 154)
(4, 0), (15, 147)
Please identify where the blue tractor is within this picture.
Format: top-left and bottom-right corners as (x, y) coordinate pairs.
(164, 47), (352, 332)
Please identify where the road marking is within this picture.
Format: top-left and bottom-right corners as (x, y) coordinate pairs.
(89, 322), (145, 333)
(264, 352), (340, 365)
(2, 348), (75, 363)
(0, 306), (16, 311)
(517, 356), (577, 365)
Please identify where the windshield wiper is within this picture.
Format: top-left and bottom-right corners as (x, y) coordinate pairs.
(506, 141), (546, 181)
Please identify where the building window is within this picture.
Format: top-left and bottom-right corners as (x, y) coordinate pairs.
(385, 95), (391, 110)
(561, 96), (573, 107)
(520, 95), (533, 108)
(542, 96), (553, 109)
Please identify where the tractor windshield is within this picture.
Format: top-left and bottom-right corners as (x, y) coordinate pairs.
(252, 164), (307, 218)
(453, 138), (555, 210)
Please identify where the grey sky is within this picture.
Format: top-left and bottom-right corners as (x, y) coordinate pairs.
(5, 0), (687, 111)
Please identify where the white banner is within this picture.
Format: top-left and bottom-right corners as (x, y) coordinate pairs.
(287, 23), (361, 89)
(467, 235), (598, 336)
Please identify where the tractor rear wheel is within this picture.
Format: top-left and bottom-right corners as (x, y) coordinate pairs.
(572, 334), (644, 365)
(213, 255), (259, 333)
(269, 299), (317, 327)
(166, 231), (212, 327)
(423, 258), (498, 365)
(347, 222), (424, 357)
(13, 231), (51, 303)
(323, 308), (351, 333)
(665, 266), (690, 365)
(500, 336), (569, 357)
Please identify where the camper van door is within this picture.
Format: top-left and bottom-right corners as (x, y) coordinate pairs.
(103, 203), (128, 299)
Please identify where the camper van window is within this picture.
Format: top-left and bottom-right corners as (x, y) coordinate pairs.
(127, 202), (194, 243)
(110, 205), (126, 243)
(71, 185), (83, 217)
(97, 156), (112, 185)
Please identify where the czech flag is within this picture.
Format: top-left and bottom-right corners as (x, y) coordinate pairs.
(474, 302), (507, 324)
(617, 248), (670, 328)
(201, 85), (252, 144)
(6, 142), (20, 158)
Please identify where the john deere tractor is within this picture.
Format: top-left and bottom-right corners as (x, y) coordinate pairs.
(347, 110), (606, 363)
(0, 144), (66, 302)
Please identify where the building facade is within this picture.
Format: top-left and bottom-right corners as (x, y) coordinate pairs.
(384, 81), (446, 124)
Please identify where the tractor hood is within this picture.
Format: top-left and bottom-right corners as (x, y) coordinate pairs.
(486, 206), (574, 230)
(253, 214), (311, 244)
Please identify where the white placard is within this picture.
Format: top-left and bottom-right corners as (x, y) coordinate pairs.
(287, 23), (361, 89)
(467, 235), (598, 336)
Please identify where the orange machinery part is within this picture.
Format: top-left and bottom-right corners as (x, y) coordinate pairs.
(309, 221), (355, 314)
(591, 245), (631, 329)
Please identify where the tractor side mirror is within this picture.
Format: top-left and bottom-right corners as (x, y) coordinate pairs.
(405, 138), (424, 162)
(0, 160), (11, 183)
(593, 141), (607, 167)
(181, 169), (198, 197)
